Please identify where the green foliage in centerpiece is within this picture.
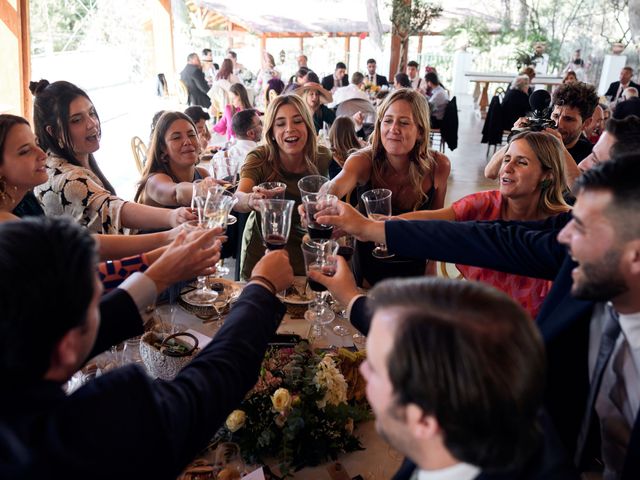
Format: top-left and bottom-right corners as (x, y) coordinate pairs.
(216, 341), (370, 475)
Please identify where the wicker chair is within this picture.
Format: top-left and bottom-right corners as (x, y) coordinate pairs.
(131, 136), (148, 175)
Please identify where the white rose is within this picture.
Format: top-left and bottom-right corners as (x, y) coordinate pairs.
(271, 387), (292, 413)
(225, 409), (246, 432)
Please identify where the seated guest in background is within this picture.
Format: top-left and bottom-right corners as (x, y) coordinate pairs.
(180, 53), (211, 109)
(425, 72), (449, 129)
(579, 114), (640, 172)
(332, 71), (369, 106)
(227, 109), (263, 166)
(30, 80), (194, 234)
(316, 154), (640, 478)
(613, 87), (640, 119)
(583, 104), (604, 144)
(299, 81), (336, 133)
(501, 74), (531, 131)
(365, 58), (389, 87)
(201, 48), (216, 86)
(212, 82), (252, 141)
(135, 112), (214, 208)
(394, 73), (412, 89)
(321, 61), (348, 93)
(400, 131), (570, 319)
(309, 273), (576, 479)
(283, 66), (310, 95)
(604, 66), (640, 103)
(264, 78), (285, 110)
(327, 116), (365, 179)
(184, 106), (212, 153)
(235, 94), (332, 279)
(486, 82), (597, 181)
(210, 58), (241, 97)
(255, 51), (281, 110)
(562, 70), (578, 85)
(0, 215), (293, 479)
(150, 110), (166, 141)
(227, 50), (247, 80)
(297, 54), (308, 68)
(406, 60), (426, 93)
(326, 88), (450, 285)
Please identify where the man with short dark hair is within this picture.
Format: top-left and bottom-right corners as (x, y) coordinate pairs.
(201, 48), (215, 85)
(229, 109), (262, 164)
(311, 275), (574, 479)
(579, 115), (640, 171)
(425, 72), (449, 128)
(332, 71), (369, 105)
(180, 52), (211, 108)
(406, 60), (426, 94)
(365, 58), (389, 87)
(321, 61), (348, 93)
(604, 66), (640, 103)
(315, 153), (640, 479)
(0, 216), (293, 478)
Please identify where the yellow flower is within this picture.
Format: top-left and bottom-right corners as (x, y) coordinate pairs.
(271, 387), (292, 413)
(225, 409), (246, 432)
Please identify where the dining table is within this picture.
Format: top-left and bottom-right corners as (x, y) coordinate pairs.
(76, 278), (402, 480)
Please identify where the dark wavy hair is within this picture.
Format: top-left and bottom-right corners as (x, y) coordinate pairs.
(551, 82), (599, 121)
(369, 277), (545, 472)
(29, 79), (116, 194)
(0, 216), (97, 382)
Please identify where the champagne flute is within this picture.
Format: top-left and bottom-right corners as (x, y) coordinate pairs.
(361, 188), (395, 259)
(257, 199), (295, 252)
(206, 187), (238, 277)
(301, 238), (339, 339)
(303, 193), (337, 240)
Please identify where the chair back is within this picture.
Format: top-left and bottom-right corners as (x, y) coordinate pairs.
(209, 84), (229, 120)
(131, 136), (148, 175)
(176, 80), (189, 105)
(441, 96), (458, 151)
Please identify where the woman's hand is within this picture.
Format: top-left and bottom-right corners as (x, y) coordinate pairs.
(247, 187), (268, 210)
(170, 207), (198, 227)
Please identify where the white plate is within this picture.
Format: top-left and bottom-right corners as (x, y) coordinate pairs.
(277, 276), (313, 304)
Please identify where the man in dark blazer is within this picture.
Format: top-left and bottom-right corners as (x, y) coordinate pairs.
(180, 52), (212, 108)
(365, 58), (389, 87)
(314, 154), (640, 479)
(604, 66), (640, 103)
(321, 61), (348, 93)
(0, 217), (293, 478)
(310, 265), (576, 479)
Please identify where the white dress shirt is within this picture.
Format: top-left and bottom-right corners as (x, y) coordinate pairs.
(414, 462), (480, 480)
(118, 272), (158, 312)
(331, 84), (369, 106)
(429, 85), (450, 120)
(410, 76), (426, 94)
(224, 139), (258, 167)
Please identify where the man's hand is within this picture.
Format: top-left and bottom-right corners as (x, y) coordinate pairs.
(145, 228), (222, 292)
(307, 256), (360, 306)
(250, 250), (294, 293)
(315, 201), (383, 243)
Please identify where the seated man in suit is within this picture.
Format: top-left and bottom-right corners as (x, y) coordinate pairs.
(315, 153), (640, 479)
(365, 58), (389, 87)
(309, 275), (575, 479)
(604, 66), (640, 104)
(321, 62), (348, 93)
(180, 53), (212, 109)
(0, 216), (293, 478)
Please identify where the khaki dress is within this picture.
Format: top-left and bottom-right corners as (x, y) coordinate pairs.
(239, 145), (332, 279)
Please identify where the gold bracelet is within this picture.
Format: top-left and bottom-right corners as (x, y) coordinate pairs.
(248, 275), (277, 295)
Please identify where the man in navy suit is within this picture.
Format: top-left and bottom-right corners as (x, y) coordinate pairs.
(365, 58), (389, 87)
(315, 154), (640, 479)
(604, 66), (640, 103)
(180, 52), (212, 108)
(321, 61), (348, 93)
(0, 217), (293, 478)
(310, 273), (575, 479)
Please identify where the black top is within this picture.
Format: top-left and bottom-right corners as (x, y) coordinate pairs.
(312, 105), (336, 133)
(567, 136), (593, 164)
(180, 63), (212, 108)
(501, 89), (531, 131)
(12, 191), (45, 218)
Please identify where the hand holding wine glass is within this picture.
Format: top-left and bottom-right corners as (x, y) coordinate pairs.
(361, 189), (395, 259)
(257, 199), (295, 252)
(303, 193), (337, 240)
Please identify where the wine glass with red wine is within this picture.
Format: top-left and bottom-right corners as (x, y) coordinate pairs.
(302, 193), (337, 240)
(301, 238), (339, 338)
(257, 199), (295, 252)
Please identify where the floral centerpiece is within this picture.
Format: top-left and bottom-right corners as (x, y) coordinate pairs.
(363, 81), (381, 95)
(217, 341), (370, 475)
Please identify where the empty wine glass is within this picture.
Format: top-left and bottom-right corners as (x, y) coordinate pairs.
(257, 181), (286, 199)
(303, 193), (337, 240)
(301, 238), (339, 338)
(257, 199), (295, 252)
(361, 188), (395, 259)
(297, 174), (330, 198)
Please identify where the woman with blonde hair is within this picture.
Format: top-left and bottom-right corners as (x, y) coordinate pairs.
(327, 88), (451, 285)
(399, 130), (570, 317)
(234, 94), (332, 278)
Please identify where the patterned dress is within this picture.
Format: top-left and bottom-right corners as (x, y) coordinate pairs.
(451, 190), (553, 319)
(35, 154), (126, 234)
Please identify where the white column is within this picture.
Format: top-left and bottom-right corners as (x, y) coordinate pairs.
(598, 54), (627, 96)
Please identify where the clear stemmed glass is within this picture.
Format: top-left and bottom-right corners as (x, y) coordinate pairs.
(207, 187), (239, 278)
(210, 153), (241, 191)
(332, 233), (356, 336)
(301, 238), (339, 338)
(184, 193), (236, 306)
(361, 188), (395, 259)
(256, 181), (286, 200)
(257, 199), (295, 252)
(297, 174), (330, 198)
(303, 193), (337, 240)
